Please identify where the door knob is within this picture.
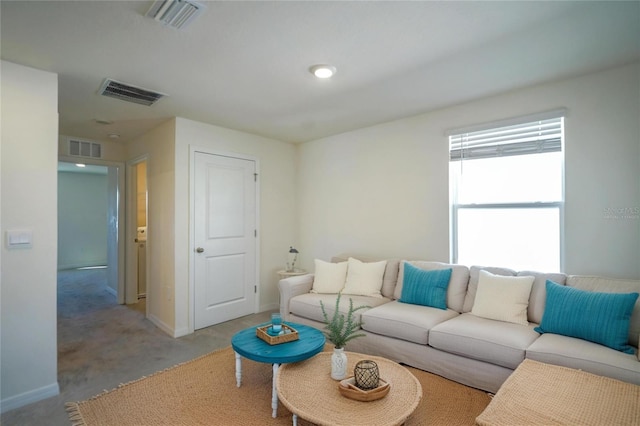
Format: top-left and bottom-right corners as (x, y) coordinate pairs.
(196, 247), (204, 253)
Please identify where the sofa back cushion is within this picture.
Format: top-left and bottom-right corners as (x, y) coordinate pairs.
(395, 261), (469, 313)
(331, 255), (400, 299)
(567, 275), (640, 348)
(463, 266), (517, 313)
(518, 271), (567, 324)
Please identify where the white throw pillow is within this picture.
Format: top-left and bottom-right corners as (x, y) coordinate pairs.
(311, 259), (348, 294)
(471, 270), (535, 325)
(342, 257), (387, 298)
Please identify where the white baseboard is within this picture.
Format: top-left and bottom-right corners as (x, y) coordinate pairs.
(105, 285), (117, 297)
(173, 326), (190, 338)
(147, 314), (190, 337)
(57, 262), (108, 271)
(147, 313), (175, 337)
(0, 382), (59, 414)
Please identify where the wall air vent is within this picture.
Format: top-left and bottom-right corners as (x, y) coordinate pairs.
(98, 78), (167, 107)
(146, 0), (205, 30)
(69, 139), (102, 159)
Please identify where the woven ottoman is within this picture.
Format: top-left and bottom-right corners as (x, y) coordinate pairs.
(476, 359), (640, 426)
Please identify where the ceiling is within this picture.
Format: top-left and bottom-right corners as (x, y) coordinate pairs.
(2, 1), (639, 144)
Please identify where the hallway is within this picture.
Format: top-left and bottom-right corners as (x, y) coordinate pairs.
(2, 268), (271, 425)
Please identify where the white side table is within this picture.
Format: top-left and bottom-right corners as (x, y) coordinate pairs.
(277, 269), (307, 280)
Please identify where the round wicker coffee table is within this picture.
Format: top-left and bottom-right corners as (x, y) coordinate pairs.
(276, 352), (422, 426)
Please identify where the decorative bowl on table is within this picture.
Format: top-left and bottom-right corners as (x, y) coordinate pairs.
(256, 323), (299, 345)
(338, 377), (390, 401)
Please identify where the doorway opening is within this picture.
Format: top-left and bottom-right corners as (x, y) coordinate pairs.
(134, 160), (148, 300)
(126, 156), (149, 308)
(57, 159), (125, 302)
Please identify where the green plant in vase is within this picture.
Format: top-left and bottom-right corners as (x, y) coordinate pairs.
(320, 293), (369, 380)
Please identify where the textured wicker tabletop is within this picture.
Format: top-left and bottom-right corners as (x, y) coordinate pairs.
(276, 352), (423, 426)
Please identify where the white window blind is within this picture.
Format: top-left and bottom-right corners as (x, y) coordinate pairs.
(450, 117), (563, 161)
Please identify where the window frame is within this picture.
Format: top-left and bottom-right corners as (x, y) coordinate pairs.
(448, 112), (566, 272)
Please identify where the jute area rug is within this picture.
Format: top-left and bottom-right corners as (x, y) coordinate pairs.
(67, 346), (491, 426)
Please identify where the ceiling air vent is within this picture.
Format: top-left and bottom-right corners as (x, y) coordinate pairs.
(98, 78), (167, 107)
(146, 0), (205, 30)
(69, 140), (102, 159)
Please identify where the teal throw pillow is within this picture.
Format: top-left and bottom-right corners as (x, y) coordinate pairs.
(399, 263), (451, 310)
(534, 280), (638, 354)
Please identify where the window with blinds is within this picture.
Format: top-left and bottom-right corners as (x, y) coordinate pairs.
(449, 112), (565, 271)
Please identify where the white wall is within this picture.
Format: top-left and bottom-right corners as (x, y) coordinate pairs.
(57, 172), (108, 270)
(1, 61), (59, 411)
(174, 118), (297, 335)
(298, 63), (640, 279)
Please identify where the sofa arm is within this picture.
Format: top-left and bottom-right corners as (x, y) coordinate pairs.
(279, 274), (314, 321)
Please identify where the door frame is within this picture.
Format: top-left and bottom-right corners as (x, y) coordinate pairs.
(125, 155), (149, 306)
(58, 155), (126, 304)
(188, 146), (261, 333)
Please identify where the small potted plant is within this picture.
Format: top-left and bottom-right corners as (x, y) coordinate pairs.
(320, 293), (369, 380)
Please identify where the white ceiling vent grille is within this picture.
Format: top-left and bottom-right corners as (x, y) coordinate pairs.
(69, 140), (102, 159)
(146, 0), (205, 30)
(98, 79), (167, 107)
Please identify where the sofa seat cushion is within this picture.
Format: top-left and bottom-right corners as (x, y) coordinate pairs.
(527, 333), (640, 386)
(429, 313), (540, 369)
(289, 293), (390, 324)
(361, 301), (459, 345)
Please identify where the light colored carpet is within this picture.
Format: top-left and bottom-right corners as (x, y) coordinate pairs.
(67, 346), (491, 426)
(476, 359), (640, 426)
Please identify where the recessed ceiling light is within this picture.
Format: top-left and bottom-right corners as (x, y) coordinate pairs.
(310, 64), (337, 79)
(76, 164), (86, 168)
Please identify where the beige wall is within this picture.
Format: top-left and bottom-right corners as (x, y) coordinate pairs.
(127, 117), (297, 336)
(298, 63), (640, 279)
(174, 118), (297, 335)
(1, 61), (59, 411)
(126, 119), (177, 335)
(58, 134), (126, 162)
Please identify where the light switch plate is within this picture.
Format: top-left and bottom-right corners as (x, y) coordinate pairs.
(6, 229), (33, 249)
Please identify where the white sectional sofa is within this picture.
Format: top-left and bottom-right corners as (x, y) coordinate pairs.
(279, 255), (640, 393)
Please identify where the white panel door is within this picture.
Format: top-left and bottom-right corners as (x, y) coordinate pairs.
(194, 152), (256, 329)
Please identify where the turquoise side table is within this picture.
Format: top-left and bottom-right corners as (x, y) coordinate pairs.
(231, 322), (325, 418)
